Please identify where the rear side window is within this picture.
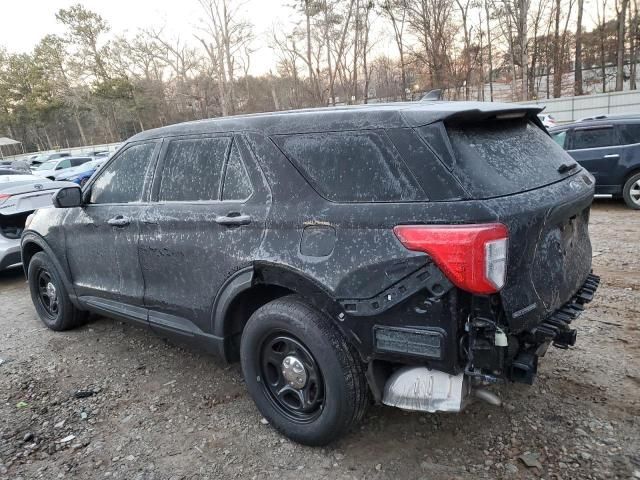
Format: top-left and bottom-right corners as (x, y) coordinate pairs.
(222, 143), (253, 201)
(571, 127), (617, 149)
(276, 130), (425, 202)
(90, 143), (156, 204)
(159, 137), (231, 202)
(446, 120), (576, 198)
(617, 123), (640, 144)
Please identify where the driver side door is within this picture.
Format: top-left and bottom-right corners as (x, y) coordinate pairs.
(63, 140), (161, 324)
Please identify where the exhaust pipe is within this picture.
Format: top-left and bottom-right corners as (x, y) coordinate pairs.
(473, 388), (502, 406)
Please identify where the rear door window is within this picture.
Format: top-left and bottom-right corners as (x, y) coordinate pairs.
(571, 127), (617, 149)
(158, 137), (231, 202)
(275, 130), (425, 202)
(445, 119), (577, 198)
(617, 123), (640, 144)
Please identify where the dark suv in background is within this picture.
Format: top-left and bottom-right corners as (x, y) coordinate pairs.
(22, 102), (599, 445)
(549, 114), (640, 209)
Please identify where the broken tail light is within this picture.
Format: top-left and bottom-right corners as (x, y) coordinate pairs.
(393, 223), (509, 294)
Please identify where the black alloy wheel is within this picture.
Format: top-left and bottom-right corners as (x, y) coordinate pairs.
(36, 268), (59, 318)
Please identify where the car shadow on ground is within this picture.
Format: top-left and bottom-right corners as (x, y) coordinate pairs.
(0, 265), (25, 285)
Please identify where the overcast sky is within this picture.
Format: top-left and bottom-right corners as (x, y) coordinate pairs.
(0, 0), (312, 75)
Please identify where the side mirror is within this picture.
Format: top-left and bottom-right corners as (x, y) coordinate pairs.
(52, 186), (82, 208)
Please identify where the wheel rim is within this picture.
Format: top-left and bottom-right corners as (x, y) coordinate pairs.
(630, 179), (640, 206)
(36, 268), (59, 317)
(258, 333), (325, 424)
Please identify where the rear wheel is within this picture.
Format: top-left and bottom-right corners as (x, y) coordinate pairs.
(622, 172), (640, 209)
(240, 295), (368, 446)
(28, 252), (86, 331)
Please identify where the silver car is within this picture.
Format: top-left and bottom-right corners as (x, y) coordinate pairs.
(0, 175), (75, 269)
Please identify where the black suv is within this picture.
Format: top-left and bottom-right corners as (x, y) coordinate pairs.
(22, 102), (599, 445)
(549, 114), (640, 209)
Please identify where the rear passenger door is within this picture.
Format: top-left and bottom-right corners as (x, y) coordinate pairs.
(138, 134), (270, 337)
(567, 126), (621, 185)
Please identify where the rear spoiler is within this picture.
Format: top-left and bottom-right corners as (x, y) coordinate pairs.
(403, 102), (544, 127)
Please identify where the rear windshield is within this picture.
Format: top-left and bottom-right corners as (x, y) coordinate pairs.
(444, 119), (577, 198)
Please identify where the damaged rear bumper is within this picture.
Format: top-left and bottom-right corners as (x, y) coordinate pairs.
(379, 273), (601, 413)
(509, 272), (600, 384)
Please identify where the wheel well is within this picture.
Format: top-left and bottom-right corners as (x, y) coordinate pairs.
(223, 284), (294, 362)
(624, 168), (640, 187)
(21, 241), (43, 273)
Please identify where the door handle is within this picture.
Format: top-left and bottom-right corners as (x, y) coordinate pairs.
(215, 213), (252, 226)
(107, 215), (131, 227)
(603, 154), (620, 159)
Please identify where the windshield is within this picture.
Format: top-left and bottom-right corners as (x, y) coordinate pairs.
(36, 160), (58, 170)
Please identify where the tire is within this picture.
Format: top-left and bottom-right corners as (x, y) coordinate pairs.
(622, 172), (640, 209)
(240, 295), (368, 446)
(27, 252), (86, 331)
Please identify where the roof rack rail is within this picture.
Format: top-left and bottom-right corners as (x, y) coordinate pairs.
(577, 113), (640, 122)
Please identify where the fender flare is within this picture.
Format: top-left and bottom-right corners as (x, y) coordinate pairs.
(21, 232), (77, 302)
(210, 263), (345, 360)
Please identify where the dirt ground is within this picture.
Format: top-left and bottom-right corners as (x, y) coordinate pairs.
(1, 198), (639, 480)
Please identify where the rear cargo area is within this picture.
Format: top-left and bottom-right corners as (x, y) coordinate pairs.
(419, 117), (596, 332)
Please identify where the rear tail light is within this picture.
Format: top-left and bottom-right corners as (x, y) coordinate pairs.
(0, 193), (11, 205)
(393, 223), (509, 294)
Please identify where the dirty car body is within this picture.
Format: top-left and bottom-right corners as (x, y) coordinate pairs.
(22, 101), (599, 445)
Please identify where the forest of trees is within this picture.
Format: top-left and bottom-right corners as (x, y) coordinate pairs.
(1, 0), (639, 152)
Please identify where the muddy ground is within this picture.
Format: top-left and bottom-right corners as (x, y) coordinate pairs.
(1, 198), (638, 480)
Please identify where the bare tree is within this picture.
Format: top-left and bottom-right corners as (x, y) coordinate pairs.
(575, 0), (584, 94)
(616, 0), (630, 90)
(380, 0), (409, 99)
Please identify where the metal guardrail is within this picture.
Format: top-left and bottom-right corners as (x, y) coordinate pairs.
(520, 90), (640, 123)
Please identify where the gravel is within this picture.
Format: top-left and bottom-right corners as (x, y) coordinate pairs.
(0, 198), (639, 479)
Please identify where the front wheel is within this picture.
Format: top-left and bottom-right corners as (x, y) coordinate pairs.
(28, 252), (86, 331)
(240, 295), (368, 446)
(622, 172), (640, 209)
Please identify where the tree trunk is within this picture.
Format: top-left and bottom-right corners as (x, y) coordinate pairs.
(553, 0), (562, 97)
(73, 110), (88, 146)
(575, 0), (584, 95)
(484, 0), (494, 101)
(631, 0), (638, 88)
(617, 0), (630, 90)
(520, 0), (529, 100)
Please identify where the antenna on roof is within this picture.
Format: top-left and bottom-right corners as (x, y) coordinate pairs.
(421, 89), (443, 101)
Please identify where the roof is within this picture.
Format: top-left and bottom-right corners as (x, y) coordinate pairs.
(129, 101), (544, 142)
(0, 137), (21, 147)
